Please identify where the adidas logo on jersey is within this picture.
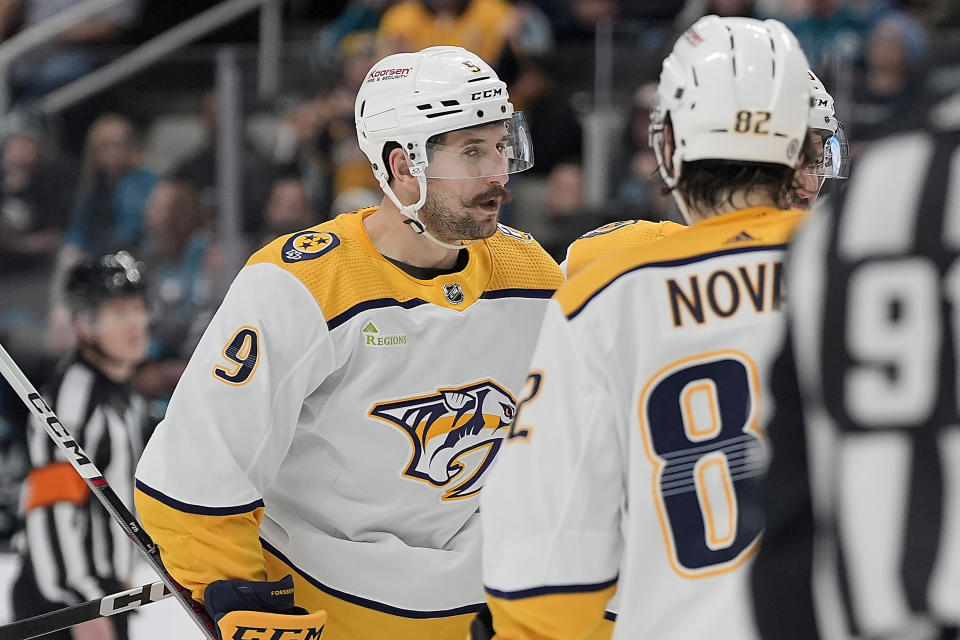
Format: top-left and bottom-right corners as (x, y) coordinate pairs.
(361, 322), (407, 348)
(723, 231), (757, 245)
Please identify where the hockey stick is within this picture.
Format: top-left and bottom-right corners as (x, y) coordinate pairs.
(0, 342), (218, 639)
(0, 581), (172, 640)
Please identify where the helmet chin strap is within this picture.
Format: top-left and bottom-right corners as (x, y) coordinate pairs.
(659, 155), (694, 225)
(379, 174), (479, 251)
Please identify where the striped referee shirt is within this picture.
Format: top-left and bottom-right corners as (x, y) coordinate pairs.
(752, 99), (960, 639)
(20, 353), (146, 605)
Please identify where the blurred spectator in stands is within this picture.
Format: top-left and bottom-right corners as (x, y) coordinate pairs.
(505, 53), (581, 175)
(613, 83), (683, 221)
(923, 0), (960, 28)
(47, 113), (155, 357)
(616, 148), (662, 217)
(497, 2), (555, 66)
(675, 0), (761, 31)
(61, 113), (156, 259)
(535, 161), (604, 261)
(645, 173), (683, 223)
(136, 179), (222, 407)
(1, 0), (140, 101)
(311, 0), (389, 66)
(376, 0), (514, 64)
(0, 130), (75, 271)
(257, 177), (316, 249)
(330, 186), (380, 218)
(785, 0), (873, 74)
(173, 91), (279, 237)
(846, 12), (927, 153)
(275, 32), (379, 217)
(553, 0), (617, 42)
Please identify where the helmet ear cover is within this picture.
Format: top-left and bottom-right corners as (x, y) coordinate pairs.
(379, 131), (447, 185)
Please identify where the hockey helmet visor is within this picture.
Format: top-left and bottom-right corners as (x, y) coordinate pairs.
(804, 121), (850, 179)
(423, 113), (533, 179)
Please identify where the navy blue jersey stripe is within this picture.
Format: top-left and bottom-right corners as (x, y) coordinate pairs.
(604, 610), (617, 622)
(326, 288), (555, 330)
(135, 480), (264, 516)
(485, 576), (619, 600)
(260, 538), (485, 618)
(326, 298), (429, 331)
(480, 288), (556, 300)
(566, 243), (788, 320)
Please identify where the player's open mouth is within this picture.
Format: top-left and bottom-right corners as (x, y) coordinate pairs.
(478, 198), (500, 212)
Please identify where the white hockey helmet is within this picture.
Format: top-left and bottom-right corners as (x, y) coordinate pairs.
(354, 46), (533, 248)
(805, 69), (849, 179)
(650, 16), (811, 218)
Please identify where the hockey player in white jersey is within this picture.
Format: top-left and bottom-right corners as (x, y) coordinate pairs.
(478, 16), (816, 640)
(559, 69), (848, 280)
(134, 46), (563, 640)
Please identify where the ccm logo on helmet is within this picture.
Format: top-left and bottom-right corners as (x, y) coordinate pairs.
(471, 88), (503, 101)
(366, 67), (411, 83)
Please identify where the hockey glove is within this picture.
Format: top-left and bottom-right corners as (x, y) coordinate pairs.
(204, 574), (327, 639)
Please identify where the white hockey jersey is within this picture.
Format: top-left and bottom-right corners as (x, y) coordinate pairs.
(135, 207), (564, 640)
(481, 206), (804, 639)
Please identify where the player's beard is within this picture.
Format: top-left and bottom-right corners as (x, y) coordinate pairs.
(419, 183), (512, 242)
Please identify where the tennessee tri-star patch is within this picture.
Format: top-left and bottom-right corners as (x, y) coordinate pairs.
(281, 231), (340, 263)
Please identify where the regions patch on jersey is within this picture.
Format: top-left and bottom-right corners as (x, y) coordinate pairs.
(369, 380), (517, 501)
(281, 231), (340, 263)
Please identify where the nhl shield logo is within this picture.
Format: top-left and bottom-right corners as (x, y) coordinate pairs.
(443, 283), (465, 305)
(369, 380), (517, 500)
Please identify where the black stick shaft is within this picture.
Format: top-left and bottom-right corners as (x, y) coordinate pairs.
(0, 343), (218, 639)
(0, 582), (172, 640)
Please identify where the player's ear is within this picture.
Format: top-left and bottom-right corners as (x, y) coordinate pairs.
(388, 147), (417, 192)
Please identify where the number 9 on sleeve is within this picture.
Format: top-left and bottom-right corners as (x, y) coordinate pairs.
(213, 326), (261, 385)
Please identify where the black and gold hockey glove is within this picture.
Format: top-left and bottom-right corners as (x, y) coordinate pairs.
(204, 574), (327, 639)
